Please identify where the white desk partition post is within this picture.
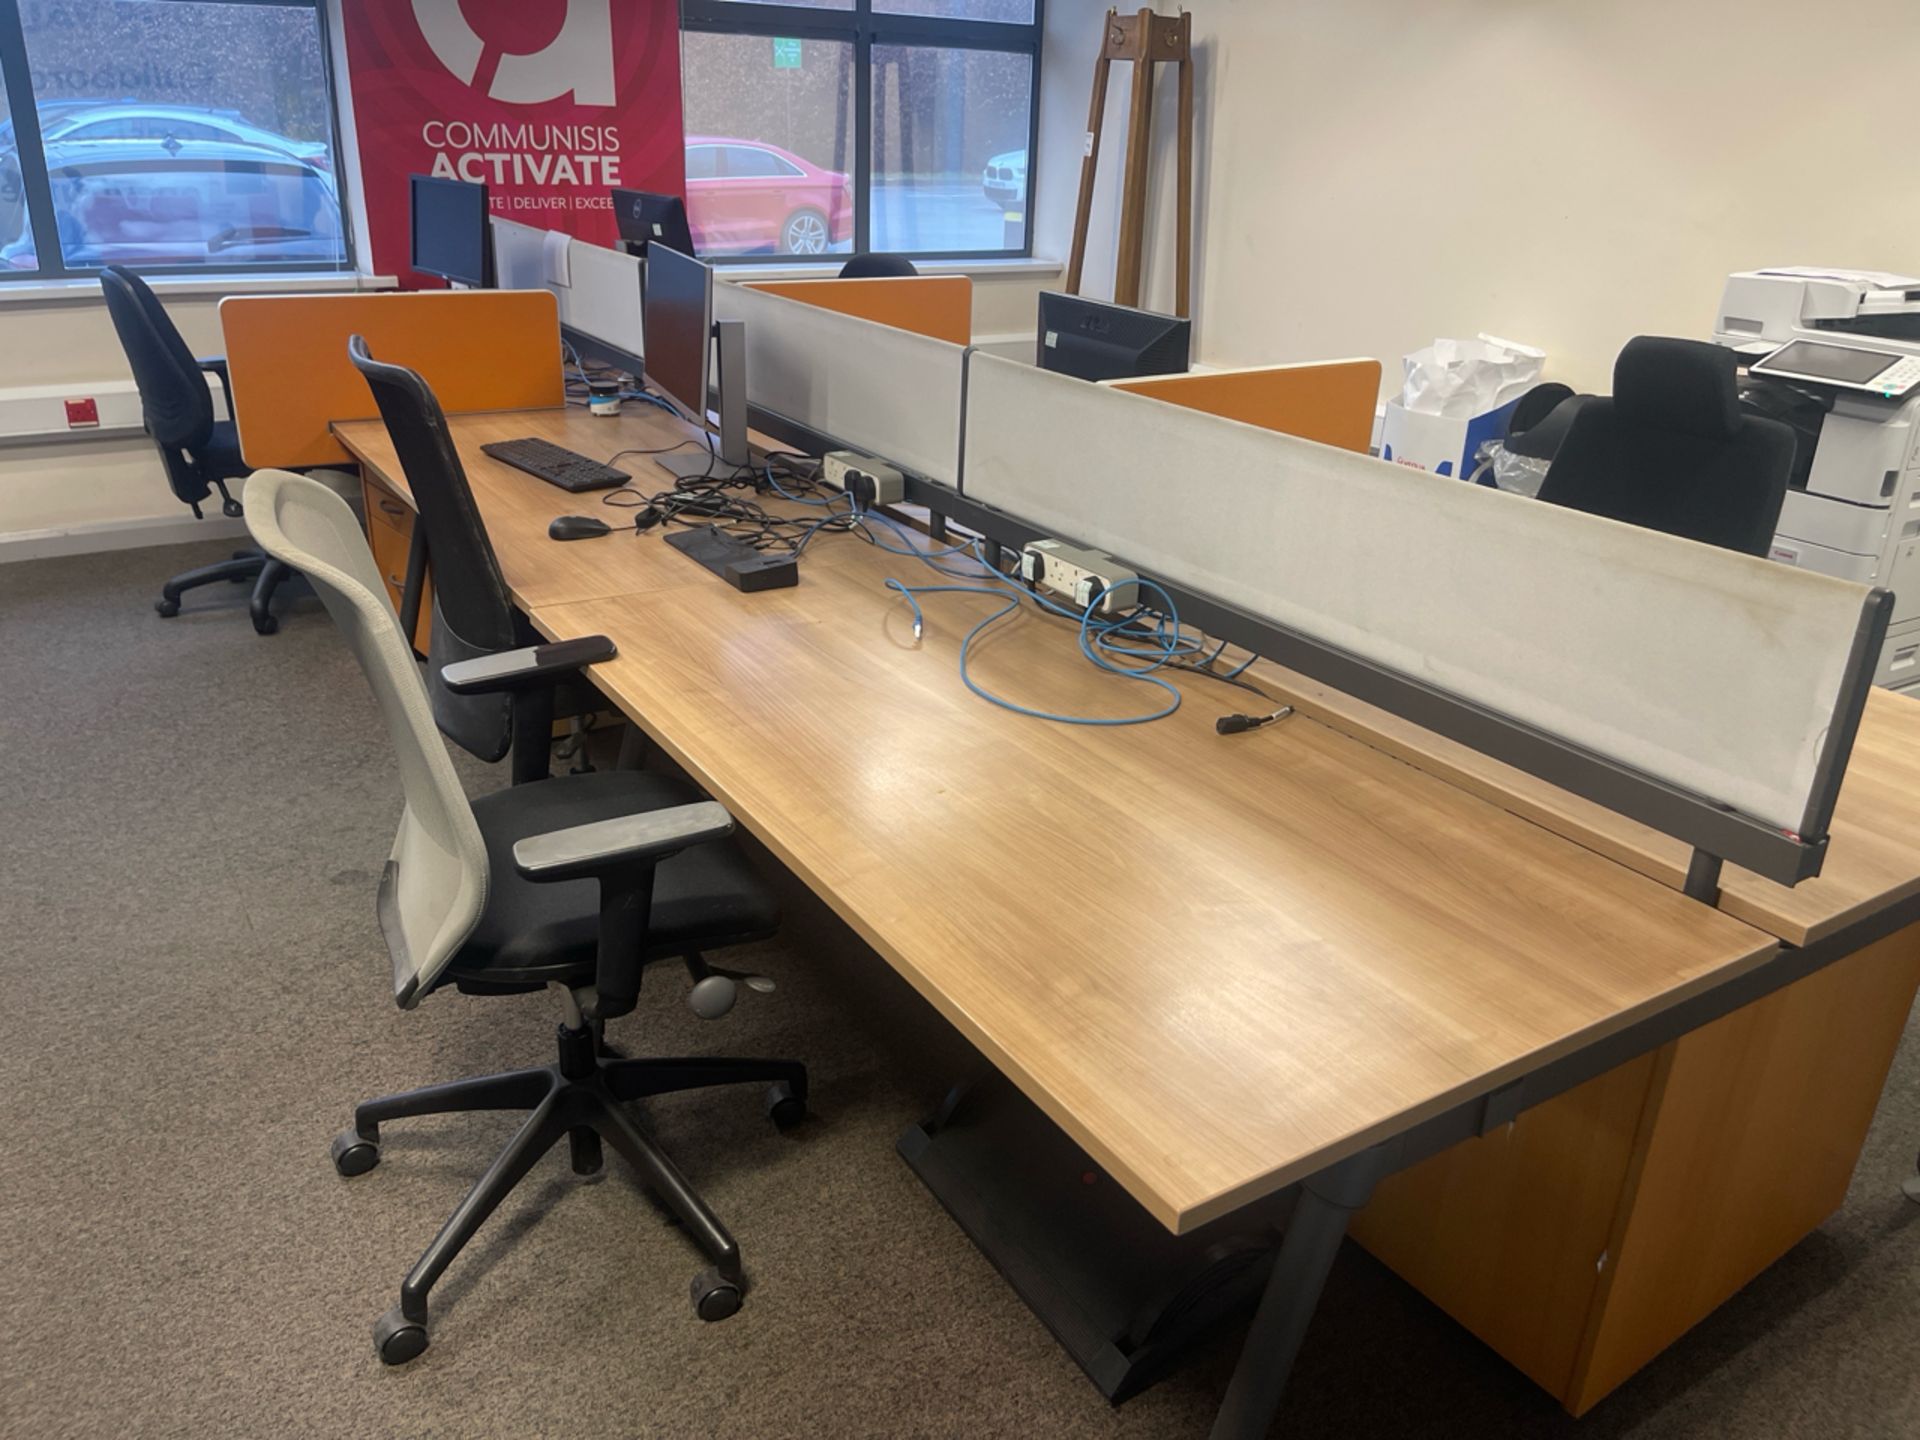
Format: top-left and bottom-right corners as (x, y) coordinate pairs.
(561, 239), (645, 362)
(490, 217), (549, 291)
(489, 219), (644, 364)
(959, 352), (1886, 883)
(713, 281), (966, 488)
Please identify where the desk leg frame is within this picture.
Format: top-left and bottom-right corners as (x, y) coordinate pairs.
(1209, 1144), (1396, 1440)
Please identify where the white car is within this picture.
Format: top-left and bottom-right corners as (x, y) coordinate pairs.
(981, 149), (1027, 208)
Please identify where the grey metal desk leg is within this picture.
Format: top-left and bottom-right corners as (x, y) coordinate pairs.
(1208, 1144), (1396, 1440)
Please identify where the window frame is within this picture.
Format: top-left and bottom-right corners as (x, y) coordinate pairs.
(0, 0), (357, 283)
(679, 0), (1043, 263)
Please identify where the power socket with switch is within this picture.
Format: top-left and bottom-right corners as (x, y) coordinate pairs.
(1020, 539), (1140, 616)
(822, 449), (904, 510)
(64, 397), (100, 429)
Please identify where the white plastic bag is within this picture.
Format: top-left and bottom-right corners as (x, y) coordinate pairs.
(1400, 334), (1546, 419)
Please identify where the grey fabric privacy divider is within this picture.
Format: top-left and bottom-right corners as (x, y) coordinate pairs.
(961, 352), (1873, 836)
(491, 219), (644, 358)
(713, 281), (966, 487)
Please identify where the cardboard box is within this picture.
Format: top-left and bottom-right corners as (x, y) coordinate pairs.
(1379, 397), (1521, 481)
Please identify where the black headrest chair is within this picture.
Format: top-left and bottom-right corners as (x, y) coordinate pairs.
(100, 265), (301, 634)
(838, 253), (919, 280)
(1536, 337), (1794, 556)
(348, 334), (597, 785)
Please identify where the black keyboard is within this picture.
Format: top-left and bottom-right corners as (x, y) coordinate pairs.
(480, 437), (630, 493)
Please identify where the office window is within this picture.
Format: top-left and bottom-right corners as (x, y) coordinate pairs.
(0, 0), (350, 280)
(681, 30), (855, 257)
(875, 1), (1034, 19)
(681, 0), (1041, 261)
(872, 45), (1030, 253)
(0, 57), (32, 262)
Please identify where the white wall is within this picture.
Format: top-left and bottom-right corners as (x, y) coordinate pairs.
(1034, 0), (1920, 395)
(0, 295), (234, 541)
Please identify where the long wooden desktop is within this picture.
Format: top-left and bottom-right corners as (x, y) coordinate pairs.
(333, 401), (1920, 1435)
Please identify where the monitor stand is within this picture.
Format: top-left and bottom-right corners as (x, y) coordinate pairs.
(655, 319), (751, 482)
(657, 445), (727, 483)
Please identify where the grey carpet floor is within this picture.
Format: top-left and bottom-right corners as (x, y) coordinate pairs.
(2, 538), (1916, 1440)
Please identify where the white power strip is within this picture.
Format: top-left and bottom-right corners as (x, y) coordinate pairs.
(822, 449), (904, 509)
(1020, 538), (1140, 616)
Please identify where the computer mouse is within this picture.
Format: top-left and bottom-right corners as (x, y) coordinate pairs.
(549, 515), (612, 541)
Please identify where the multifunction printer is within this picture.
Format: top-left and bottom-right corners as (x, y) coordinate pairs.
(1713, 267), (1920, 690)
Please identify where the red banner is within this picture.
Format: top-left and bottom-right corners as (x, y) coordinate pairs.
(339, 0), (684, 284)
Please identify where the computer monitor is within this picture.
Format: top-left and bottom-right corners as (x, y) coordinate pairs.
(643, 243), (748, 479)
(1036, 292), (1191, 383)
(410, 174), (493, 288)
(611, 188), (695, 260)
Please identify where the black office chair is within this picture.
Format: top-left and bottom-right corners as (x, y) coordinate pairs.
(99, 266), (301, 634)
(243, 468), (805, 1363)
(348, 334), (596, 785)
(1536, 337), (1794, 556)
(838, 253), (919, 279)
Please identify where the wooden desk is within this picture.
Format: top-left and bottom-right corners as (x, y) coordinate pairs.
(340, 402), (1920, 1435)
(536, 575), (1778, 1230)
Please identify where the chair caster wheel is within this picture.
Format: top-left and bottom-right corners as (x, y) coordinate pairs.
(765, 1080), (807, 1131)
(330, 1129), (380, 1177)
(373, 1304), (429, 1365)
(252, 614), (279, 636)
(688, 973), (736, 1020)
(155, 598), (180, 618)
(691, 1268), (742, 1322)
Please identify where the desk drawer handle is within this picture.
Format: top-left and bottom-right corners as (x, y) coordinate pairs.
(387, 573), (404, 589)
(377, 498), (407, 517)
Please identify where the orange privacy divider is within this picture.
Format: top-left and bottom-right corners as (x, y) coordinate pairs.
(742, 276), (972, 346)
(220, 290), (566, 469)
(1108, 360), (1383, 454)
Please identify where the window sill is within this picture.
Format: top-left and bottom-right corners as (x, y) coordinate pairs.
(716, 256), (1063, 283)
(0, 272), (398, 305)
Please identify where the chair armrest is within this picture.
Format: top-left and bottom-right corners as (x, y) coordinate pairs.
(513, 799), (736, 1020)
(512, 801), (734, 884)
(198, 356), (231, 421)
(440, 634), (616, 695)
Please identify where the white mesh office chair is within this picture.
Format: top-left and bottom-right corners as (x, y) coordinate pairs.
(244, 470), (808, 1364)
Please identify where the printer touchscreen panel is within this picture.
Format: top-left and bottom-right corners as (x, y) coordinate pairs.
(1754, 339), (1920, 396)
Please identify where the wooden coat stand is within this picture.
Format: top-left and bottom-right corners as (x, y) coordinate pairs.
(1065, 7), (1193, 318)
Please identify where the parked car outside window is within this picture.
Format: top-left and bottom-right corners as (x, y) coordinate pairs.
(683, 134), (852, 257)
(1, 138), (344, 271)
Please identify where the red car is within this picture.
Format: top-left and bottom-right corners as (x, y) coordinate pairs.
(684, 135), (851, 256)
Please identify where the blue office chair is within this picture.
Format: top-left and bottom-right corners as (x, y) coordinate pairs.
(98, 266), (353, 634)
